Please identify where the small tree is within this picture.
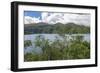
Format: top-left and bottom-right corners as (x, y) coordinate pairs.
(24, 40), (32, 49)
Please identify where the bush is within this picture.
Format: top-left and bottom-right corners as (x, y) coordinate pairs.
(24, 35), (90, 61)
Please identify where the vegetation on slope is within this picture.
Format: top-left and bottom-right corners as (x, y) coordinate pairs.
(24, 23), (90, 34)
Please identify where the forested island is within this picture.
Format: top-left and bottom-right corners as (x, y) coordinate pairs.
(24, 23), (90, 34)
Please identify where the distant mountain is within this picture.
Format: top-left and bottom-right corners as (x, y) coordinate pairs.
(24, 23), (90, 34)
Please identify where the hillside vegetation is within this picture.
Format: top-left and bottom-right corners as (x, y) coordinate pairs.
(24, 23), (90, 34)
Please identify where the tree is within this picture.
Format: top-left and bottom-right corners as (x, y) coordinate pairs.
(24, 40), (32, 49)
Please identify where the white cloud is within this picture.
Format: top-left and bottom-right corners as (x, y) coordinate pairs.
(41, 12), (48, 23)
(32, 17), (41, 23)
(42, 13), (90, 26)
(65, 14), (91, 26)
(25, 12), (90, 26)
(25, 16), (41, 24)
(25, 16), (34, 24)
(46, 13), (64, 24)
(41, 12), (65, 24)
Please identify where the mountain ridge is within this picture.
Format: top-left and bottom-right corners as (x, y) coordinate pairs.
(24, 22), (90, 34)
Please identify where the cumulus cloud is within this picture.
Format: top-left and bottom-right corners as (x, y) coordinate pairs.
(25, 16), (41, 24)
(41, 12), (90, 26)
(41, 12), (65, 24)
(25, 12), (90, 26)
(45, 13), (64, 24)
(65, 14), (91, 26)
(41, 12), (48, 23)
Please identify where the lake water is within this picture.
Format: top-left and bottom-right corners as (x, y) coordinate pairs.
(24, 34), (90, 54)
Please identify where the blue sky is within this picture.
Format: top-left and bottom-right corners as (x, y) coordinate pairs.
(24, 11), (42, 20)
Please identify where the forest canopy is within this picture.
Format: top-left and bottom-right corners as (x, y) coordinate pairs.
(24, 23), (90, 34)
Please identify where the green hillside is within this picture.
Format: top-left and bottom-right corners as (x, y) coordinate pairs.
(24, 23), (90, 34)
